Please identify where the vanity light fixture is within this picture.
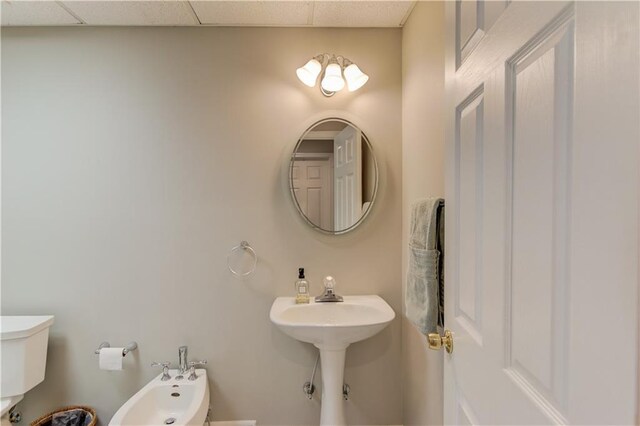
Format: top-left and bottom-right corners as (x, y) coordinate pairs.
(296, 53), (369, 97)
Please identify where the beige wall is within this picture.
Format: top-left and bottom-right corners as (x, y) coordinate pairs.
(1, 27), (402, 425)
(401, 2), (446, 425)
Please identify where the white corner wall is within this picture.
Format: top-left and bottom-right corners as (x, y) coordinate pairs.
(401, 2), (446, 425)
(1, 26), (403, 425)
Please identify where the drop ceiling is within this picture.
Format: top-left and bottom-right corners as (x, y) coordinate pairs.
(1, 1), (417, 27)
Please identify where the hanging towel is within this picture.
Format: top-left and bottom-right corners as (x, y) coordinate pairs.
(406, 198), (445, 335)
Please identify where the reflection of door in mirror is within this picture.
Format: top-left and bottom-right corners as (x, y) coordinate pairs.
(291, 119), (377, 233)
(291, 153), (334, 230)
(334, 125), (362, 230)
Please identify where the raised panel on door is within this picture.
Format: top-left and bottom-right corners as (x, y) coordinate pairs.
(306, 187), (322, 225)
(334, 126), (362, 230)
(456, 0), (509, 67)
(455, 86), (484, 344)
(505, 15), (574, 417)
(335, 174), (345, 229)
(292, 159), (333, 230)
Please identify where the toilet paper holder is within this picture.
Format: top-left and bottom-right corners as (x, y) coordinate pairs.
(95, 341), (138, 357)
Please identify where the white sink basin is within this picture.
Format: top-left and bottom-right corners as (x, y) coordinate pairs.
(270, 295), (395, 426)
(270, 295), (395, 349)
(109, 369), (209, 426)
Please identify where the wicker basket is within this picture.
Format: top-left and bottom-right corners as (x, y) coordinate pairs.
(30, 406), (96, 426)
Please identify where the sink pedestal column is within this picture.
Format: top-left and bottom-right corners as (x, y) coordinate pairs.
(317, 345), (348, 426)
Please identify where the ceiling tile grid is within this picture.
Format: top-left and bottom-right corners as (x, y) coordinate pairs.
(1, 0), (416, 27)
(60, 0), (199, 25)
(312, 1), (414, 27)
(191, 1), (313, 26)
(1, 1), (81, 26)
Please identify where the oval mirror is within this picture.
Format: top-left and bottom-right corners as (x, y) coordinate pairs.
(289, 118), (378, 234)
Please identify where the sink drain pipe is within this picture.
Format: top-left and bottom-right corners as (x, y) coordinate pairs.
(8, 404), (21, 423)
(205, 406), (212, 426)
(303, 352), (320, 399)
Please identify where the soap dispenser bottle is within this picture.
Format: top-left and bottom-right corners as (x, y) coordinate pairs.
(295, 268), (310, 304)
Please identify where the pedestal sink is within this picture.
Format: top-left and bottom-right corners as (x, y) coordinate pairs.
(270, 296), (395, 426)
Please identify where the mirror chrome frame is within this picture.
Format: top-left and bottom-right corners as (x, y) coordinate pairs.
(288, 117), (379, 235)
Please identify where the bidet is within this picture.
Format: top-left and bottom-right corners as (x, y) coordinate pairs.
(109, 368), (209, 426)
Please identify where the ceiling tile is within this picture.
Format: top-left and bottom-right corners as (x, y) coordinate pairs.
(1, 1), (81, 26)
(312, 1), (414, 27)
(61, 1), (198, 26)
(191, 1), (312, 26)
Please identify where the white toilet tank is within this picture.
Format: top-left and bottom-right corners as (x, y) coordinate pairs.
(1, 316), (54, 398)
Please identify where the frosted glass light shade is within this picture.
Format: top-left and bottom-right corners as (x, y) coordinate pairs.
(321, 62), (345, 93)
(343, 63), (369, 92)
(296, 59), (322, 87)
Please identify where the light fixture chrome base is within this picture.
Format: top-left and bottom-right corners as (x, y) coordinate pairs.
(320, 85), (336, 97)
(318, 65), (337, 97)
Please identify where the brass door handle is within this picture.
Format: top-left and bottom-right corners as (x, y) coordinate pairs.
(428, 329), (453, 353)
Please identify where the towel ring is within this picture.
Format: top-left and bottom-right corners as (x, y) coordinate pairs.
(227, 241), (257, 277)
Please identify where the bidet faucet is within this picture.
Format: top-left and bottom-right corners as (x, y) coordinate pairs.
(187, 360), (208, 381)
(178, 346), (188, 374)
(151, 361), (172, 381)
(315, 276), (344, 302)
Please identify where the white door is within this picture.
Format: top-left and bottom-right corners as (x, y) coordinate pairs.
(444, 1), (639, 424)
(334, 126), (362, 230)
(291, 156), (333, 230)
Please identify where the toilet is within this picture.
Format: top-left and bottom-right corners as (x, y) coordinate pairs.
(0, 316), (55, 420)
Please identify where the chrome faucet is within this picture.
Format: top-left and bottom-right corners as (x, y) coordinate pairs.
(151, 361), (172, 381)
(315, 276), (343, 302)
(178, 346), (188, 374)
(187, 360), (208, 381)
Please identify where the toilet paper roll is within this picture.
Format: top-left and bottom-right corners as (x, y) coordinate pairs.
(99, 347), (124, 371)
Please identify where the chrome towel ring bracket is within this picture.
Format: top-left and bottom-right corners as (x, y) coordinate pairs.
(227, 241), (257, 277)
